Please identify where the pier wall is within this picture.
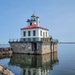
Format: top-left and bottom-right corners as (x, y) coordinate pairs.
(10, 42), (42, 54)
(42, 42), (57, 54)
(9, 42), (57, 54)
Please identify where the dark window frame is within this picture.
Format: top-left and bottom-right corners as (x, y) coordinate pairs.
(28, 31), (31, 36)
(23, 31), (26, 36)
(40, 31), (42, 36)
(33, 30), (36, 36)
(30, 22), (32, 25)
(28, 38), (31, 41)
(33, 38), (36, 41)
(23, 38), (26, 41)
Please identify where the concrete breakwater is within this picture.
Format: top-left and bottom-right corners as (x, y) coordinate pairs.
(9, 41), (57, 54)
(0, 64), (14, 75)
(0, 48), (13, 55)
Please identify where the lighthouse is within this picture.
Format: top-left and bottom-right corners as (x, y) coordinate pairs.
(9, 14), (58, 54)
(21, 14), (49, 41)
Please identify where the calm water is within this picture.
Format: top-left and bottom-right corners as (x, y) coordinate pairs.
(0, 44), (75, 75)
(0, 44), (10, 48)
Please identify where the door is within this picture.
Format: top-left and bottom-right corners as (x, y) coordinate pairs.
(32, 42), (37, 54)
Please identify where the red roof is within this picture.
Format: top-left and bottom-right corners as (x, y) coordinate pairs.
(20, 24), (48, 30)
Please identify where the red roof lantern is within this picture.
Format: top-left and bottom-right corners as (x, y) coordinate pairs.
(21, 14), (48, 30)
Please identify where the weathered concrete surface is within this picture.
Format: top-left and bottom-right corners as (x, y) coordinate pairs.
(10, 42), (42, 54)
(9, 42), (57, 54)
(0, 64), (14, 75)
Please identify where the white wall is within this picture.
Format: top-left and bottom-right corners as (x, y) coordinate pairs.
(21, 28), (39, 38)
(21, 28), (49, 39)
(32, 21), (36, 24)
(38, 29), (49, 38)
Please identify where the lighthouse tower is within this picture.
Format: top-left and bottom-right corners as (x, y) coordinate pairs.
(21, 14), (49, 41)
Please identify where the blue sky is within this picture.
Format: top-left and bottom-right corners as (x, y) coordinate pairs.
(0, 0), (75, 44)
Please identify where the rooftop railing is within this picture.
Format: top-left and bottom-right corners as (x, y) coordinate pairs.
(9, 39), (21, 43)
(9, 38), (58, 43)
(9, 38), (51, 42)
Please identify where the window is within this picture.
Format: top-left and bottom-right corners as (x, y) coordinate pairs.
(30, 22), (32, 25)
(33, 38), (36, 41)
(28, 38), (31, 41)
(28, 31), (31, 36)
(43, 32), (45, 37)
(40, 31), (42, 36)
(33, 30), (36, 36)
(23, 38), (26, 41)
(23, 31), (26, 36)
(46, 32), (47, 37)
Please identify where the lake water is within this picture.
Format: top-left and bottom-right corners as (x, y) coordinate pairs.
(0, 44), (10, 48)
(0, 44), (75, 75)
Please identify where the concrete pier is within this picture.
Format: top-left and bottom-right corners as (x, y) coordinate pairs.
(9, 38), (58, 54)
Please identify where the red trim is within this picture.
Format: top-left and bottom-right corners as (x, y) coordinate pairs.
(20, 24), (48, 30)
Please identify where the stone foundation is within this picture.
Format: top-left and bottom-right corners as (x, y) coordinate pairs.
(9, 41), (57, 54)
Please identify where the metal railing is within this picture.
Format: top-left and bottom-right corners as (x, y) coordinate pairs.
(9, 38), (58, 43)
(9, 38), (51, 42)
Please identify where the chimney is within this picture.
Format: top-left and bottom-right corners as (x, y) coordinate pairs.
(36, 16), (40, 26)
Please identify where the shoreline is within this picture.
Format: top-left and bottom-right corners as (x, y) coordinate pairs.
(0, 64), (14, 75)
(0, 48), (13, 55)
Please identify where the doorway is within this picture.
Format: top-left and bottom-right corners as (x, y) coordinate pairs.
(32, 42), (37, 53)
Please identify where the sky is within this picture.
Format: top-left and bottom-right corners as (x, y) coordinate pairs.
(0, 0), (75, 44)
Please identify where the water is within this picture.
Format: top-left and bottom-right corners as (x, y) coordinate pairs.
(0, 44), (10, 48)
(0, 44), (75, 75)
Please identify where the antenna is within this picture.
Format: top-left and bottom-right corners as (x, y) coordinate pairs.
(34, 10), (35, 15)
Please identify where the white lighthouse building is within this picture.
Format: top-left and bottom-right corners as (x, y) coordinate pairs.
(9, 14), (58, 54)
(20, 14), (49, 41)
